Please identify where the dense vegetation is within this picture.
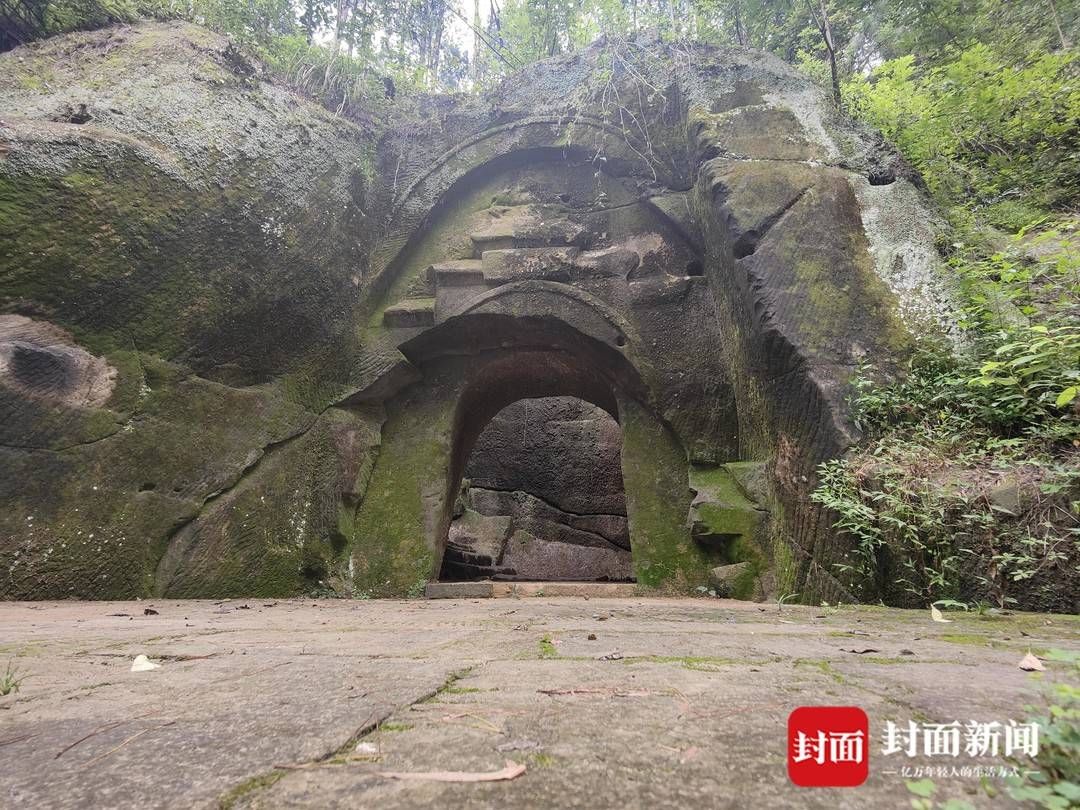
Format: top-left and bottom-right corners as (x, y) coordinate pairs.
(1, 0), (1077, 605)
(815, 14), (1080, 615)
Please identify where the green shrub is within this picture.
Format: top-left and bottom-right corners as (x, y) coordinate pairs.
(0, 661), (24, 696)
(1007, 649), (1080, 809)
(812, 243), (1079, 609)
(41, 0), (139, 34)
(260, 34), (385, 111)
(844, 45), (1080, 223)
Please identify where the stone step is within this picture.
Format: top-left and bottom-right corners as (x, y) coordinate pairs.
(382, 298), (435, 328)
(469, 204), (586, 252)
(470, 234), (583, 251)
(424, 581), (640, 599)
(429, 259), (485, 287)
(480, 246), (580, 283)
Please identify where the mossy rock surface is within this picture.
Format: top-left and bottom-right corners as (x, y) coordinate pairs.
(0, 23), (382, 598)
(0, 23), (959, 601)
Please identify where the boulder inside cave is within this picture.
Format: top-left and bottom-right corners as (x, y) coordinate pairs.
(440, 396), (634, 582)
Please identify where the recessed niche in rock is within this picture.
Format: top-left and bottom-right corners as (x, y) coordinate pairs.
(0, 23), (958, 602)
(441, 396), (632, 582)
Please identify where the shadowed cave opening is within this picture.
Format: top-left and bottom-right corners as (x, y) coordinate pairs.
(439, 396), (634, 582)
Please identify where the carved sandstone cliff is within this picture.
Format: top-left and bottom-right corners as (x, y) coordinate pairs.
(0, 23), (956, 600)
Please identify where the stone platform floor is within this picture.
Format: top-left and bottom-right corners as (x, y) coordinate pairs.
(0, 598), (1076, 809)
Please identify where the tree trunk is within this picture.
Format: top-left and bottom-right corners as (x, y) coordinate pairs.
(1048, 0), (1071, 49)
(806, 0), (843, 112)
(473, 0), (482, 81)
(430, 0), (445, 87)
(334, 0), (349, 48)
(732, 0), (746, 47)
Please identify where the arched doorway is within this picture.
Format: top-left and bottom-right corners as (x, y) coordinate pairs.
(441, 396), (633, 582)
(343, 139), (744, 598)
(346, 311), (715, 597)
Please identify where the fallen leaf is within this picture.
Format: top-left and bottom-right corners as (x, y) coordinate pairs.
(930, 606), (952, 623)
(1018, 653), (1045, 672)
(378, 759), (525, 782)
(840, 648), (880, 655)
(130, 655), (160, 672)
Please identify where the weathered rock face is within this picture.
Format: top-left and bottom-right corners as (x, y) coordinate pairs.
(466, 398), (627, 520)
(0, 23), (381, 598)
(0, 23), (956, 600)
(443, 397), (632, 581)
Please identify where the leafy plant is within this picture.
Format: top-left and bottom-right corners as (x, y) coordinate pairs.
(1007, 649), (1080, 809)
(777, 591), (800, 610)
(971, 323), (1080, 412)
(812, 313), (1079, 609)
(538, 634), (559, 658)
(0, 661), (24, 696)
(844, 45), (1080, 221)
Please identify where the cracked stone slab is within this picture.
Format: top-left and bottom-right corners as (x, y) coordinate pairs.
(0, 601), (473, 809)
(1, 599), (1077, 809)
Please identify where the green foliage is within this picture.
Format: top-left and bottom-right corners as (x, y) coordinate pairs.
(846, 321), (1079, 442)
(905, 776), (977, 810)
(816, 321), (1078, 607)
(186, 0), (298, 46)
(809, 66), (1080, 612)
(776, 591), (800, 609)
(873, 0), (1076, 65)
(971, 324), (1080, 428)
(32, 0), (297, 46)
(844, 45), (1080, 220)
(538, 634), (559, 658)
(15, 0), (1076, 125)
(952, 223), (1080, 329)
(812, 242), (1080, 609)
(1007, 649), (1080, 809)
(493, 0), (589, 66)
(813, 441), (1079, 608)
(261, 34), (386, 111)
(0, 661), (24, 696)
(43, 0), (137, 32)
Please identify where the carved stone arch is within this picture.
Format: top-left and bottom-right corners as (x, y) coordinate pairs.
(364, 116), (676, 307)
(447, 280), (638, 348)
(349, 310), (710, 594)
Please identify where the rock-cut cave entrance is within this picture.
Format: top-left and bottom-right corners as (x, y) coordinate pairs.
(345, 137), (744, 597)
(439, 395), (633, 583)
